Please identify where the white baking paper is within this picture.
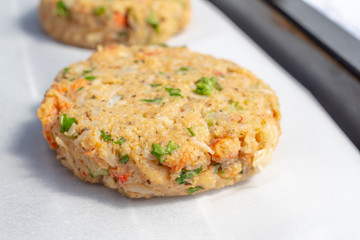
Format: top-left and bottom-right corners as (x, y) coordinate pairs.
(1, 0), (359, 239)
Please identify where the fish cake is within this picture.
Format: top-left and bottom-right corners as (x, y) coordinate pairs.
(37, 45), (281, 198)
(39, 0), (191, 48)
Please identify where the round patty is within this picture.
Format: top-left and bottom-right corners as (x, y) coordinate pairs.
(39, 0), (191, 48)
(37, 45), (281, 198)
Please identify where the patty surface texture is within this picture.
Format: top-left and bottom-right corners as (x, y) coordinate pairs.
(39, 0), (191, 48)
(38, 45), (281, 198)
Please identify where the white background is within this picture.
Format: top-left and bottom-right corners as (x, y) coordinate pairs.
(1, 0), (359, 239)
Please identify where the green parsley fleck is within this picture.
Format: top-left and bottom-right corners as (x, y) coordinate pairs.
(214, 81), (223, 91)
(193, 77), (222, 96)
(94, 6), (105, 16)
(83, 68), (96, 75)
(159, 71), (169, 77)
(63, 67), (70, 74)
(100, 130), (112, 142)
(118, 154), (129, 164)
(175, 167), (202, 185)
(146, 12), (160, 32)
(140, 98), (162, 103)
(157, 43), (168, 47)
(213, 163), (221, 174)
(151, 143), (166, 162)
(150, 83), (162, 87)
(186, 128), (195, 136)
(239, 169), (244, 175)
(76, 87), (84, 92)
(176, 66), (190, 73)
(113, 137), (126, 145)
(56, 1), (70, 17)
(229, 100), (244, 111)
(60, 114), (77, 134)
(165, 87), (183, 97)
(188, 186), (202, 194)
(88, 167), (109, 178)
(165, 141), (179, 155)
(119, 31), (128, 37)
(151, 141), (179, 162)
(85, 76), (96, 81)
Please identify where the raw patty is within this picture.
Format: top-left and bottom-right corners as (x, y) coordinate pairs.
(37, 45), (281, 198)
(39, 0), (191, 48)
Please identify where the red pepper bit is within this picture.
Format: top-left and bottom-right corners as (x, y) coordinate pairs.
(111, 169), (129, 183)
(214, 71), (225, 77)
(119, 174), (129, 183)
(113, 12), (127, 27)
(106, 45), (118, 50)
(231, 116), (244, 123)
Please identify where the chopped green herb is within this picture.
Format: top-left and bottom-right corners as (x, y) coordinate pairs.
(151, 141), (179, 162)
(193, 77), (222, 96)
(175, 167), (202, 184)
(83, 68), (96, 75)
(140, 98), (162, 103)
(134, 60), (139, 63)
(159, 71), (169, 77)
(176, 66), (190, 73)
(100, 130), (112, 142)
(113, 137), (125, 145)
(157, 43), (168, 47)
(146, 12), (160, 32)
(150, 83), (162, 87)
(60, 114), (77, 133)
(69, 77), (76, 82)
(214, 82), (223, 91)
(56, 1), (70, 17)
(165, 87), (183, 97)
(85, 76), (96, 81)
(213, 163), (221, 174)
(88, 167), (109, 178)
(151, 143), (166, 162)
(118, 154), (129, 164)
(193, 167), (203, 175)
(188, 186), (202, 194)
(165, 141), (179, 155)
(63, 67), (70, 74)
(229, 100), (244, 111)
(94, 6), (105, 16)
(186, 128), (195, 136)
(119, 31), (128, 37)
(76, 87), (84, 92)
(205, 111), (216, 127)
(239, 169), (244, 175)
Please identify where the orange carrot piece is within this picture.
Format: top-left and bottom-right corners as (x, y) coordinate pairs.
(71, 78), (88, 91)
(114, 12), (127, 27)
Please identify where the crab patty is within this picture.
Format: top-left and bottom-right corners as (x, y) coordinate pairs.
(39, 0), (191, 48)
(37, 45), (281, 198)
